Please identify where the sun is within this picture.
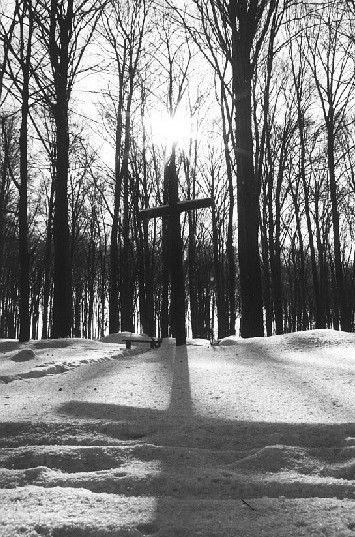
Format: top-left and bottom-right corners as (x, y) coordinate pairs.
(149, 109), (193, 150)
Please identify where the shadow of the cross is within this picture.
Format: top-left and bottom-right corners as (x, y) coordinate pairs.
(56, 343), (355, 535)
(165, 343), (192, 418)
(59, 340), (192, 423)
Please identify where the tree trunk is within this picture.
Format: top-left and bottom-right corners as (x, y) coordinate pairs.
(135, 189), (155, 337)
(160, 215), (169, 338)
(327, 118), (350, 331)
(73, 283), (82, 338)
(99, 239), (107, 338)
(109, 212), (120, 333)
(144, 233), (155, 336)
(260, 191), (273, 336)
(109, 89), (123, 334)
(185, 148), (200, 338)
(230, 3), (264, 338)
(139, 118), (155, 337)
(18, 94), (30, 342)
(51, 0), (73, 338)
(120, 95), (135, 332)
(52, 100), (72, 338)
(233, 66), (264, 337)
(188, 208), (199, 338)
(18, 13), (31, 342)
(329, 249), (340, 330)
(220, 84), (236, 335)
(314, 184), (328, 329)
(0, 118), (9, 286)
(41, 179), (54, 339)
(87, 229), (95, 339)
(298, 106), (323, 329)
(166, 148), (186, 346)
(210, 164), (229, 339)
(267, 168), (283, 335)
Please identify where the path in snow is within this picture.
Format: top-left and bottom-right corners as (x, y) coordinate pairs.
(1, 331), (355, 536)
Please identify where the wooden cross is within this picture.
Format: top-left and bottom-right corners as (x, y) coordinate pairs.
(139, 160), (213, 347)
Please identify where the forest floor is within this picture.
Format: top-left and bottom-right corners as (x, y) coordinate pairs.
(1, 329), (355, 536)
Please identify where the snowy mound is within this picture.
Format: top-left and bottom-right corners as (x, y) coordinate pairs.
(220, 328), (355, 348)
(186, 338), (210, 346)
(100, 331), (150, 344)
(11, 349), (36, 362)
(0, 337), (137, 385)
(219, 335), (240, 346)
(281, 329), (355, 348)
(2, 329), (355, 535)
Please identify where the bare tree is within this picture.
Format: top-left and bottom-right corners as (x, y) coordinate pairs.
(0, 0), (37, 341)
(186, 0), (285, 337)
(0, 0), (19, 104)
(32, 0), (106, 338)
(305, 3), (354, 331)
(0, 114), (19, 337)
(17, 0), (33, 342)
(159, 16), (191, 341)
(99, 0), (149, 333)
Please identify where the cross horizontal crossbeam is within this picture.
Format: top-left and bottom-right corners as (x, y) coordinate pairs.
(138, 194), (213, 346)
(138, 197), (213, 220)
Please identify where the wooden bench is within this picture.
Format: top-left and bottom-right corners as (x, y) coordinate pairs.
(122, 336), (162, 350)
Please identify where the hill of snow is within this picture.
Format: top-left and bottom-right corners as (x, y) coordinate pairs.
(1, 329), (355, 536)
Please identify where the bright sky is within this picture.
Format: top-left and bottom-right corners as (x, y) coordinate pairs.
(149, 108), (195, 151)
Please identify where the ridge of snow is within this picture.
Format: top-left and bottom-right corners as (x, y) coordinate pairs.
(2, 329), (355, 535)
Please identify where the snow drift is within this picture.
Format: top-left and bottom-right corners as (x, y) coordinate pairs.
(1, 329), (355, 536)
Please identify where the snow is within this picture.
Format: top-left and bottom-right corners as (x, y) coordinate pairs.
(1, 329), (355, 536)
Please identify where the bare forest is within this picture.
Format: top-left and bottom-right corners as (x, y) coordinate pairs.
(1, 0), (355, 342)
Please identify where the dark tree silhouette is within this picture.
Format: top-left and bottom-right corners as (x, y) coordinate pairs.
(32, 0), (106, 338)
(227, 0), (279, 337)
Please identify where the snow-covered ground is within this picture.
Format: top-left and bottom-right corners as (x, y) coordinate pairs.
(1, 329), (355, 536)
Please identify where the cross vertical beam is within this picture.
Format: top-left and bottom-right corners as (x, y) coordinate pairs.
(139, 158), (213, 346)
(167, 156), (186, 346)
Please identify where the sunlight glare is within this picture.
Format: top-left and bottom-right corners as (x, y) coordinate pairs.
(149, 109), (192, 150)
